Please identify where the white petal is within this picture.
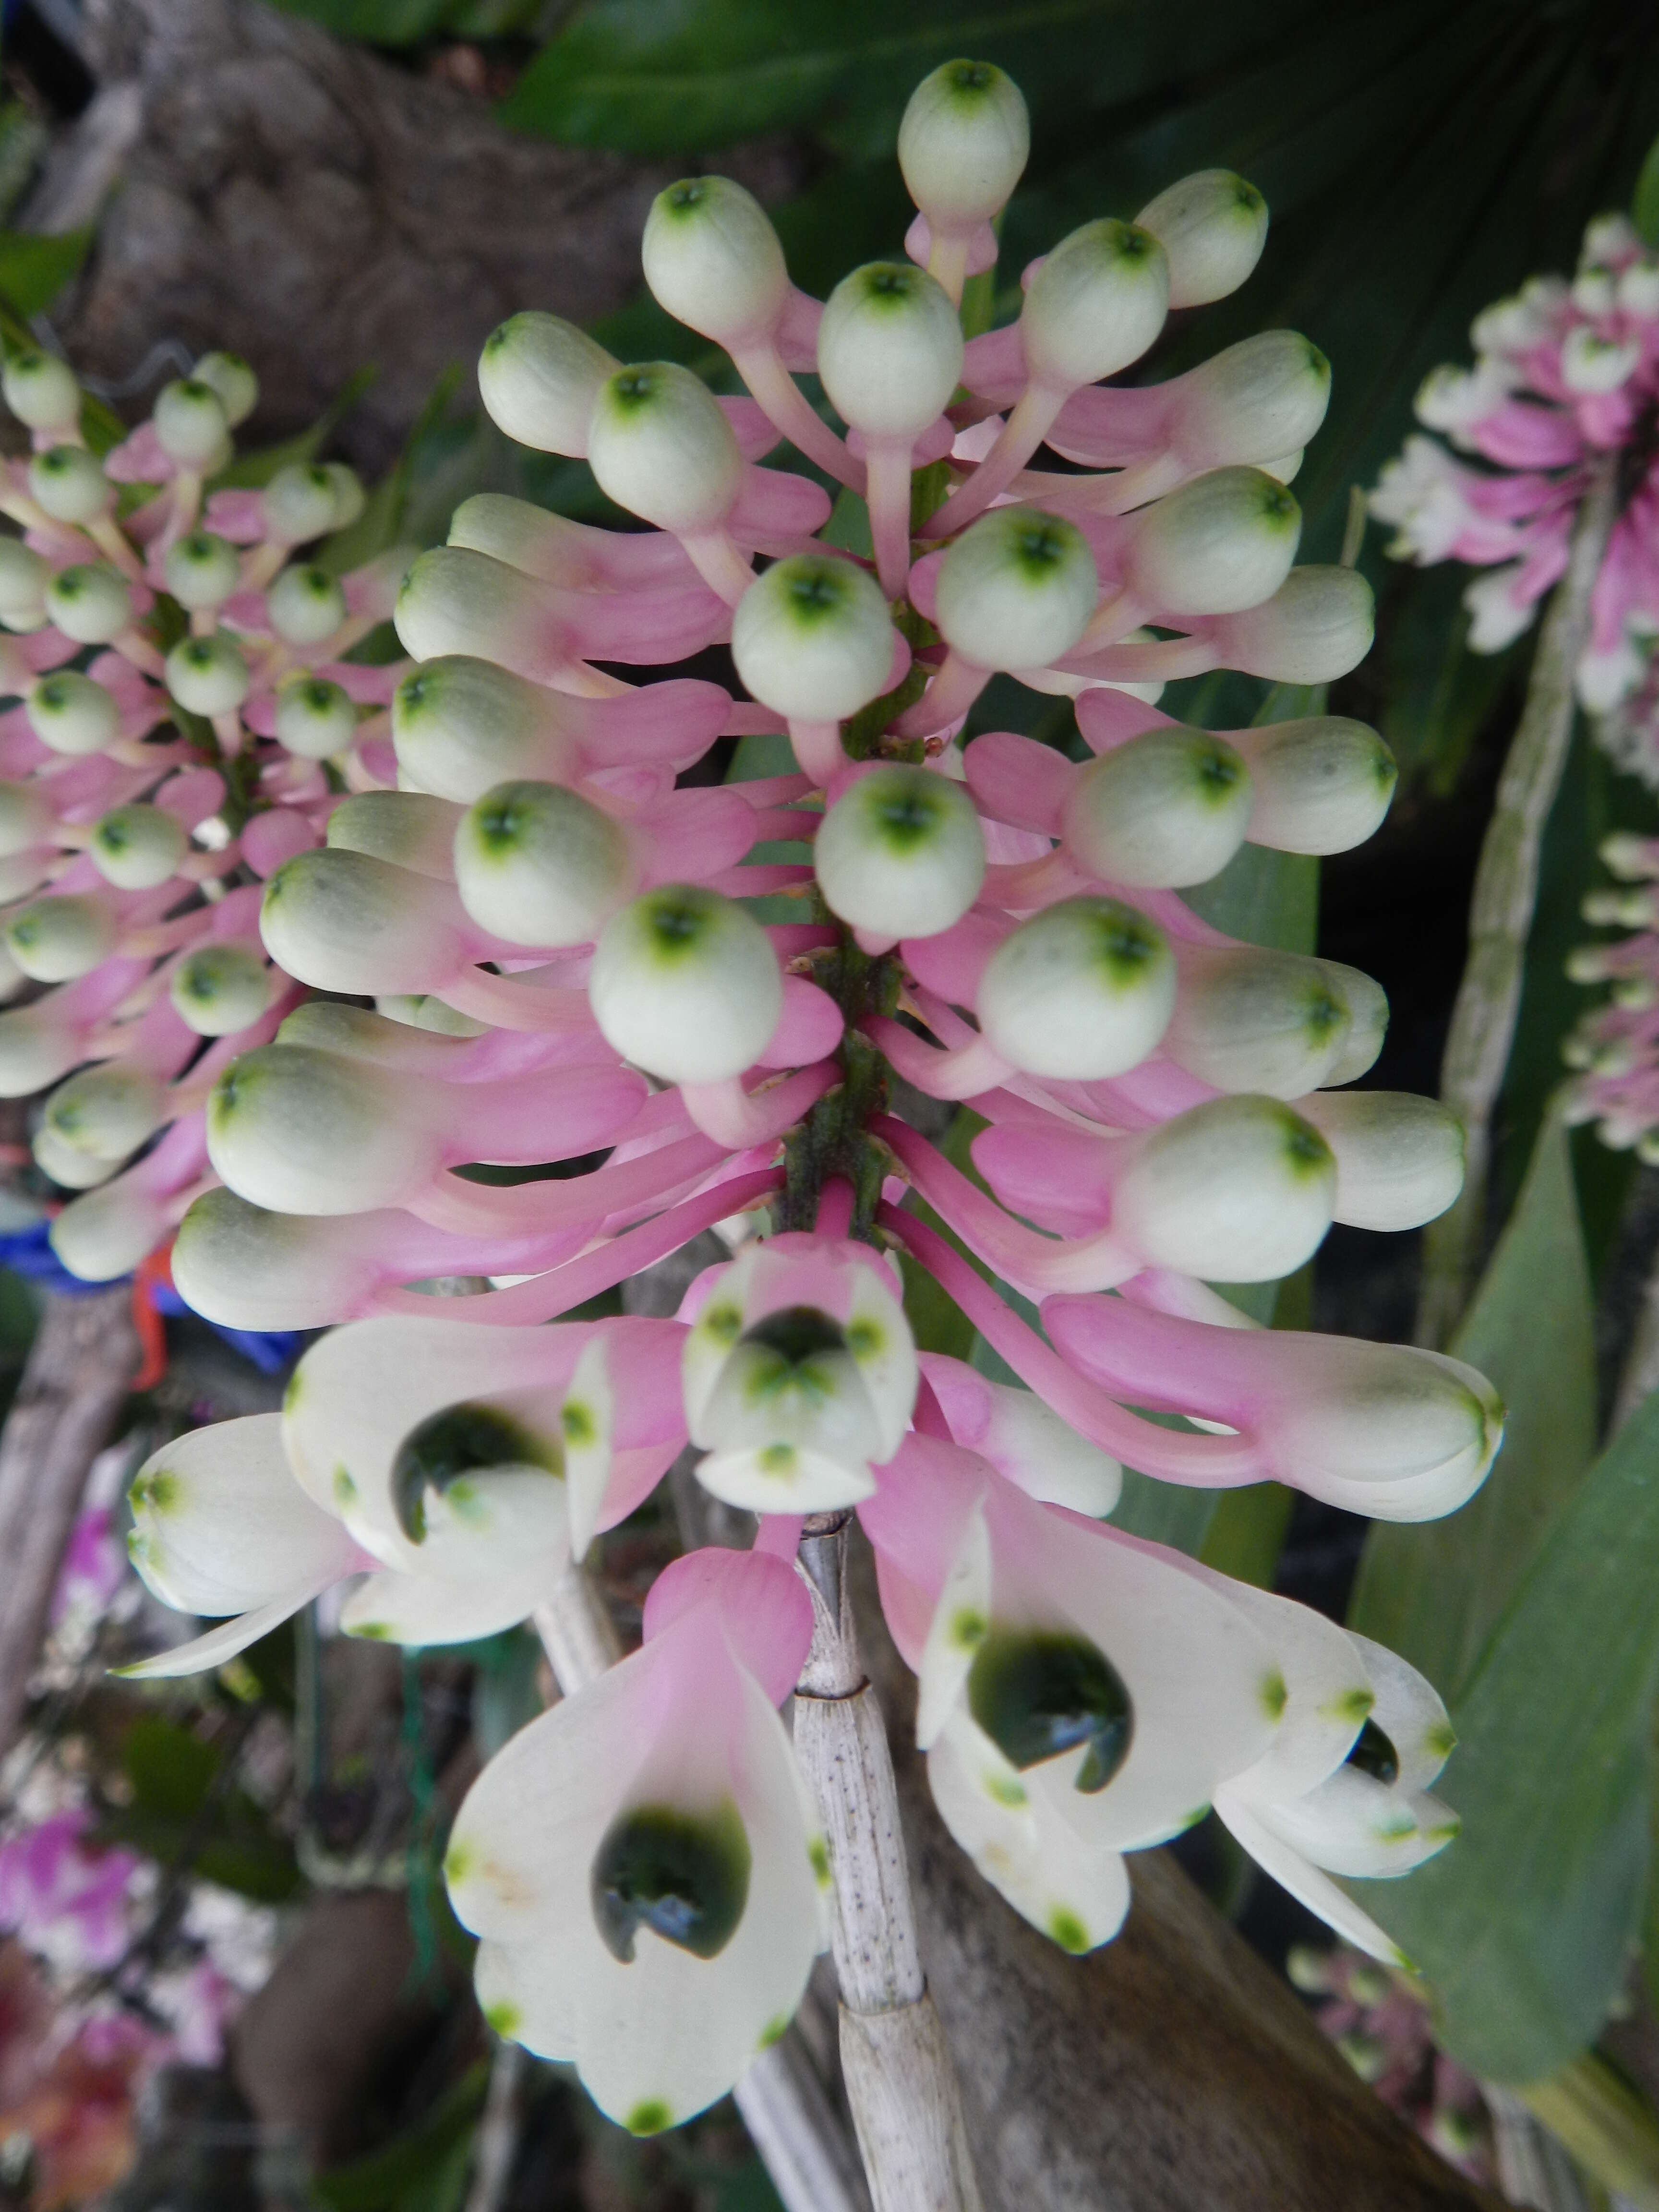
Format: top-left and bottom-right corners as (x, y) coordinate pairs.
(843, 1262), (918, 1458)
(1346, 1630), (1455, 1790)
(1214, 1789), (1412, 1967)
(1182, 1569), (1373, 1800)
(916, 1504), (992, 1750)
(983, 1386), (1121, 1515)
(564, 1335), (616, 1563)
(682, 1248), (757, 1438)
(695, 1442), (876, 1514)
(473, 1936), (577, 2057)
(1253, 1765), (1454, 1877)
(116, 1577), (334, 1679)
(127, 1414), (359, 1616)
(339, 1562), (559, 1646)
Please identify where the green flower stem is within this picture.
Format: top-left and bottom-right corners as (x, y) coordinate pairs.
(1416, 456), (1620, 1349)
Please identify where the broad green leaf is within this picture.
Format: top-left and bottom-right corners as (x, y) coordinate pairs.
(103, 1714), (302, 1902)
(1199, 1483), (1295, 1587)
(0, 228), (90, 317)
(1352, 1386), (1659, 2081)
(1636, 128), (1659, 247)
(1347, 1106), (1596, 1704)
(1183, 844), (1318, 956)
(1374, 560), (1523, 796)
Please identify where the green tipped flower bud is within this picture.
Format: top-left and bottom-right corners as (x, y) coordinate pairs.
(207, 1044), (436, 1217)
(89, 803), (189, 890)
(590, 885), (781, 1084)
(935, 506), (1099, 671)
(27, 445), (110, 526)
(1294, 1090), (1464, 1231)
(1166, 944), (1353, 1097)
(817, 263), (964, 441)
(46, 564), (132, 645)
(393, 656), (580, 801)
(327, 791), (462, 879)
(166, 630), (250, 717)
(978, 896), (1175, 1079)
(1135, 170), (1268, 309)
(587, 362), (745, 535)
(814, 765), (986, 939)
(1113, 1095), (1335, 1281)
(1319, 960), (1388, 1085)
(1125, 466), (1300, 617)
(261, 847), (467, 997)
(1021, 219), (1170, 392)
(171, 940), (274, 1036)
(2, 349), (79, 434)
(1215, 566), (1374, 685)
(152, 377), (231, 470)
(26, 670), (119, 756)
(36, 1122), (124, 1190)
(321, 462), (366, 530)
(372, 995), (488, 1038)
(478, 312), (619, 455)
(455, 781), (637, 949)
(898, 60), (1030, 229)
(641, 177), (790, 349)
(165, 530), (242, 611)
(191, 351), (259, 427)
(266, 562), (348, 647)
(1231, 716), (1396, 855)
(263, 462), (341, 546)
(1168, 332), (1331, 477)
(5, 893), (116, 982)
(1064, 727), (1252, 888)
(0, 538), (48, 630)
(731, 554), (896, 722)
(275, 674), (357, 760)
(0, 780), (52, 855)
(43, 1062), (166, 1163)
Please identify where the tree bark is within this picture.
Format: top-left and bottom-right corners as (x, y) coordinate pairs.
(0, 1285), (140, 1756)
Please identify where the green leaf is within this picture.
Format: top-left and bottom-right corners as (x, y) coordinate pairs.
(1351, 1385), (1659, 2081)
(1347, 1106), (1596, 1704)
(1636, 128), (1659, 247)
(317, 366), (463, 577)
(313, 2062), (490, 2212)
(103, 1715), (302, 1902)
(1199, 1483), (1295, 1587)
(0, 228), (90, 317)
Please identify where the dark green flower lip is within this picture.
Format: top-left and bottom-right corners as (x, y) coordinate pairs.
(390, 1399), (561, 1543)
(1345, 1716), (1401, 1786)
(968, 1625), (1134, 1795)
(591, 1798), (751, 1963)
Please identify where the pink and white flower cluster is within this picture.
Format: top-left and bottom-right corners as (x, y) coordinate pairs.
(119, 59), (1501, 2139)
(0, 347), (414, 1282)
(1564, 830), (1659, 1155)
(1371, 212), (1659, 774)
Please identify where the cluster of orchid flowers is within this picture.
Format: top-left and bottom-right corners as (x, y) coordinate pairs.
(1370, 210), (1659, 776)
(0, 338), (409, 1279)
(1563, 830), (1659, 1157)
(57, 60), (1504, 2140)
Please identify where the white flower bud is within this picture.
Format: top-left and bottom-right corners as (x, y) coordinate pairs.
(641, 177), (790, 349)
(1293, 1090), (1464, 1231)
(191, 351), (259, 427)
(2, 349), (79, 434)
(328, 791), (461, 879)
(171, 940), (274, 1035)
(1171, 332), (1331, 475)
(0, 1002), (82, 1094)
(322, 462), (366, 530)
(89, 803), (188, 890)
(815, 765), (986, 938)
(169, 1188), (377, 1328)
(153, 377), (231, 470)
(34, 1122), (119, 1190)
(263, 463), (342, 546)
(1021, 219), (1170, 392)
(1135, 171), (1268, 308)
(5, 893), (115, 981)
(454, 781), (637, 948)
(394, 548), (542, 673)
(393, 655), (579, 800)
(1231, 716), (1396, 854)
(898, 60), (1029, 229)
(1258, 1340), (1503, 1520)
(165, 530), (242, 611)
(207, 1044), (436, 1216)
(260, 847), (469, 997)
(1561, 327), (1640, 396)
(1113, 1094), (1335, 1279)
(0, 539), (48, 630)
(266, 563), (348, 646)
(1125, 467), (1301, 616)
(46, 564), (132, 645)
(1166, 943), (1355, 1096)
(26, 670), (119, 756)
(977, 896), (1175, 1078)
(1063, 725), (1252, 887)
(0, 780), (51, 855)
(935, 506), (1099, 670)
(479, 312), (619, 456)
(50, 1175), (172, 1280)
(731, 554), (896, 721)
(817, 263), (964, 441)
(166, 629), (250, 716)
(1319, 960), (1388, 1084)
(43, 1062), (167, 1163)
(275, 674), (358, 759)
(1214, 566), (1374, 685)
(587, 362), (744, 534)
(590, 884), (782, 1083)
(27, 445), (110, 526)
(374, 995), (487, 1038)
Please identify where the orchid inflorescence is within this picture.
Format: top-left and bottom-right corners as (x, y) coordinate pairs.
(0, 342), (412, 1281)
(96, 60), (1502, 2140)
(1370, 209), (1659, 778)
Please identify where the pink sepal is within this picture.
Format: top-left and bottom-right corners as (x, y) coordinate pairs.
(242, 807), (319, 876)
(963, 729), (1071, 832)
(642, 1546), (813, 1707)
(903, 212), (999, 279)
